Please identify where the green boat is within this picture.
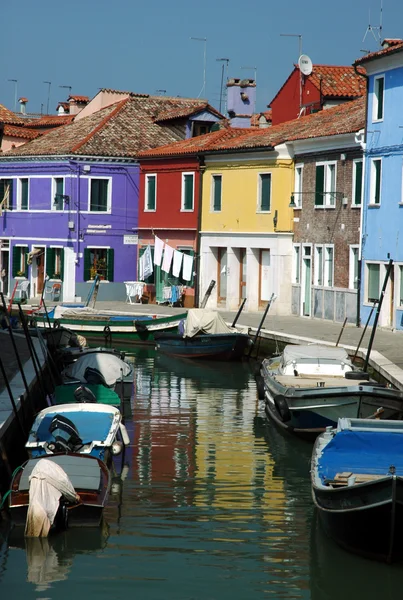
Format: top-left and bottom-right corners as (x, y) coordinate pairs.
(33, 306), (187, 345)
(53, 383), (121, 407)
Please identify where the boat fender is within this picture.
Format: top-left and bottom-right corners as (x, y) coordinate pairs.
(255, 374), (266, 400)
(345, 371), (370, 381)
(53, 319), (61, 329)
(274, 395), (291, 422)
(134, 320), (148, 333)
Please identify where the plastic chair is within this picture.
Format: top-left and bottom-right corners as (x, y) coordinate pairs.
(44, 282), (62, 301)
(14, 280), (30, 301)
(124, 281), (145, 304)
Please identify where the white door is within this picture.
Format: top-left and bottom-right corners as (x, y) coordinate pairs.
(63, 247), (76, 302)
(260, 250), (271, 302)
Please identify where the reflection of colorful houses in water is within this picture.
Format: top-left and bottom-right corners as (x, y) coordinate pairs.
(193, 388), (286, 528)
(132, 368), (197, 507)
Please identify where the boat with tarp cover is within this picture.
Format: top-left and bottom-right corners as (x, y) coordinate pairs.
(260, 344), (403, 439)
(312, 418), (403, 563)
(154, 309), (251, 360)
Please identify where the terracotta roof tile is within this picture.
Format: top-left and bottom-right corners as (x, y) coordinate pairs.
(251, 109), (272, 127)
(68, 95), (89, 102)
(28, 115), (75, 128)
(355, 39), (403, 65)
(154, 102), (223, 122)
(0, 104), (25, 125)
(139, 97), (365, 158)
(3, 124), (41, 140)
(2, 95), (222, 158)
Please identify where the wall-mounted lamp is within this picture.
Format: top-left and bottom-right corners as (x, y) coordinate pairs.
(79, 230), (85, 242)
(289, 194), (296, 208)
(273, 209), (278, 229)
(54, 194), (70, 205)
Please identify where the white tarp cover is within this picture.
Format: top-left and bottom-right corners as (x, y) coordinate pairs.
(282, 345), (351, 365)
(62, 353), (132, 386)
(25, 459), (79, 538)
(184, 309), (234, 338)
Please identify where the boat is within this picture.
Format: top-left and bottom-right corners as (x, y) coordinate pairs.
(25, 403), (129, 464)
(52, 383), (122, 408)
(33, 305), (187, 344)
(311, 417), (403, 563)
(154, 309), (251, 360)
(8, 454), (110, 533)
(260, 344), (403, 439)
(61, 351), (134, 398)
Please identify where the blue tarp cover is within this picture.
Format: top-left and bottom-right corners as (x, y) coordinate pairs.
(35, 412), (114, 444)
(318, 430), (403, 482)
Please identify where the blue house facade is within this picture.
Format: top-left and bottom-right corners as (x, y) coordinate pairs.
(356, 40), (403, 329)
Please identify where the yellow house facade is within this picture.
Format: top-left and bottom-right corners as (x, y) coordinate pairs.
(199, 144), (295, 314)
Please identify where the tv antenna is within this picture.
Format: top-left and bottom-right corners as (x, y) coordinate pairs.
(362, 0), (383, 46)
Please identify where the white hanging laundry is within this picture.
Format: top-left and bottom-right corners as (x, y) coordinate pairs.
(182, 253), (194, 281)
(162, 244), (174, 273)
(143, 245), (154, 280)
(138, 252), (144, 281)
(154, 236), (164, 267)
(172, 250), (183, 278)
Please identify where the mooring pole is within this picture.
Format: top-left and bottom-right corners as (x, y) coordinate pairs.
(335, 317), (348, 347)
(17, 304), (49, 398)
(363, 258), (393, 372)
(232, 298), (247, 328)
(248, 293), (276, 358)
(352, 300), (377, 364)
(200, 280), (216, 309)
(0, 354), (26, 438)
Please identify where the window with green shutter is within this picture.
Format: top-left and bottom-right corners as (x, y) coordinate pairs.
(54, 178), (64, 210)
(182, 174), (194, 210)
(145, 175), (156, 210)
(90, 179), (109, 211)
(374, 76), (384, 121)
(367, 263), (380, 302)
(20, 178), (28, 210)
(107, 249), (114, 282)
(373, 159), (382, 205)
(259, 173), (271, 211)
(12, 245), (28, 277)
(315, 165), (325, 206)
(46, 247), (64, 279)
(0, 179), (13, 210)
(353, 160), (363, 205)
(84, 247), (113, 281)
(212, 175), (222, 212)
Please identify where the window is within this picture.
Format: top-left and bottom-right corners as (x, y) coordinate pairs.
(315, 162), (336, 207)
(373, 76), (385, 121)
(17, 178), (29, 210)
(370, 159), (382, 205)
(53, 177), (65, 211)
(181, 173), (194, 211)
(352, 160), (363, 206)
(12, 245), (28, 277)
(0, 179), (13, 211)
(212, 175), (222, 212)
(258, 173), (271, 212)
(89, 178), (110, 212)
(193, 123), (210, 137)
(84, 248), (114, 281)
(292, 245), (301, 284)
(145, 174), (156, 211)
(349, 246), (359, 290)
(46, 247), (64, 279)
(399, 266), (403, 307)
(367, 263), (380, 303)
(324, 246), (334, 287)
(314, 245), (324, 286)
(293, 165), (303, 208)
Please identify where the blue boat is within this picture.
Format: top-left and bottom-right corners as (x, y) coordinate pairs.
(154, 309), (251, 361)
(25, 403), (129, 464)
(311, 418), (403, 563)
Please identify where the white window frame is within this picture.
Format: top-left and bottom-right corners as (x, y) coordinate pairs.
(17, 177), (29, 211)
(365, 261), (381, 304)
(145, 173), (157, 212)
(349, 245), (359, 290)
(315, 161), (337, 208)
(399, 264), (403, 307)
(257, 172), (271, 213)
(373, 75), (385, 122)
(324, 245), (334, 287)
(352, 159), (363, 207)
(314, 245), (324, 286)
(181, 172), (195, 212)
(369, 158), (382, 206)
(211, 174), (222, 212)
(292, 244), (301, 284)
(87, 176), (112, 213)
(293, 164), (303, 209)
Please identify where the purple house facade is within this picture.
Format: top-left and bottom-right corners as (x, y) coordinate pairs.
(0, 90), (223, 302)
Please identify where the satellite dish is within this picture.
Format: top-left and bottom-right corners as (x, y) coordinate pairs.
(298, 54), (313, 76)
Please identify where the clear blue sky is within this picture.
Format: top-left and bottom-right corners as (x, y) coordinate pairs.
(1, 0), (402, 116)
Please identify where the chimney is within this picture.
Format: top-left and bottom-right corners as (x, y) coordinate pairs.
(18, 97), (28, 115)
(226, 78), (256, 128)
(68, 95), (89, 116)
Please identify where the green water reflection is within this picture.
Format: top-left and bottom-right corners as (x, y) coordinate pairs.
(0, 348), (401, 599)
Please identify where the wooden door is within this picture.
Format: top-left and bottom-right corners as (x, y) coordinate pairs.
(36, 251), (45, 294)
(217, 248), (227, 302)
(260, 250), (271, 304)
(239, 248), (247, 303)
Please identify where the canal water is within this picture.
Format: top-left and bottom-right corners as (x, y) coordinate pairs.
(0, 347), (401, 599)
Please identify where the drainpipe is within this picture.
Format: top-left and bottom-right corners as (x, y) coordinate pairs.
(354, 63), (369, 328)
(194, 155), (205, 308)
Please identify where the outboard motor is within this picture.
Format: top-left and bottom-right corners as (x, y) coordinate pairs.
(84, 366), (108, 387)
(74, 385), (97, 403)
(48, 414), (82, 453)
